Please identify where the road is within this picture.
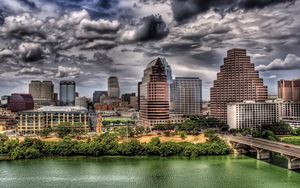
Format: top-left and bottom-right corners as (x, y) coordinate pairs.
(227, 135), (300, 158)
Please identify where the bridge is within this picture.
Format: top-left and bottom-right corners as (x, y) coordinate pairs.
(227, 135), (300, 170)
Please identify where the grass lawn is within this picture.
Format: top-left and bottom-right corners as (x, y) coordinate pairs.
(280, 136), (300, 145)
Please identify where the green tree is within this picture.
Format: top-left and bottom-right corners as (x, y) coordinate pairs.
(41, 128), (52, 137)
(179, 131), (186, 140)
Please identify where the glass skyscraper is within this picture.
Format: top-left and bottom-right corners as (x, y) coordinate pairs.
(59, 80), (76, 106)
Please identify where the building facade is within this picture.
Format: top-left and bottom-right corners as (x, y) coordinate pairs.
(60, 80), (76, 106)
(75, 97), (89, 108)
(93, 91), (108, 104)
(29, 80), (54, 106)
(173, 77), (202, 116)
(278, 79), (300, 102)
(108, 76), (120, 98)
(17, 106), (91, 135)
(227, 101), (280, 130)
(210, 48), (268, 122)
(227, 99), (300, 129)
(7, 93), (34, 112)
(139, 58), (170, 126)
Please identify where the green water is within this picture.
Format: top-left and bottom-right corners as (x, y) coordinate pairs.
(1, 155), (300, 188)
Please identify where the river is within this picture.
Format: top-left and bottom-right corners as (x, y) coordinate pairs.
(0, 155), (300, 188)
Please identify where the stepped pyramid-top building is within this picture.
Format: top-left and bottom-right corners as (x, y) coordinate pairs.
(210, 48), (268, 122)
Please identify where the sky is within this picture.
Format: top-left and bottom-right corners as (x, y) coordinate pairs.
(0, 0), (300, 100)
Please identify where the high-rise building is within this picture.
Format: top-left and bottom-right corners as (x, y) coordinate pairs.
(108, 76), (120, 98)
(173, 77), (202, 116)
(139, 58), (170, 126)
(29, 81), (42, 99)
(93, 91), (108, 104)
(210, 48), (268, 122)
(148, 58), (173, 106)
(7, 93), (34, 112)
(60, 80), (76, 106)
(29, 81), (54, 106)
(278, 79), (300, 102)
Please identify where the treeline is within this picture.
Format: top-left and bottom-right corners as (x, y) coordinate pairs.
(152, 116), (229, 134)
(236, 122), (299, 141)
(0, 133), (231, 160)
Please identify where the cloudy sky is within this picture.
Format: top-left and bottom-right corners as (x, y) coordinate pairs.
(0, 0), (299, 100)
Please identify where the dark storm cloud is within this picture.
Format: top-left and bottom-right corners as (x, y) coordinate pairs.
(18, 43), (44, 62)
(171, 0), (296, 21)
(120, 14), (169, 42)
(137, 15), (169, 41)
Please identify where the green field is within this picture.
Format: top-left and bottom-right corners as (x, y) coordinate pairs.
(280, 136), (300, 145)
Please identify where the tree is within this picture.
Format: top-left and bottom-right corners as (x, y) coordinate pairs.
(118, 139), (144, 156)
(41, 128), (51, 137)
(261, 130), (279, 141)
(135, 126), (145, 136)
(24, 147), (41, 159)
(179, 131), (186, 140)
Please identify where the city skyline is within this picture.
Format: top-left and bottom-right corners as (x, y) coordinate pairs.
(0, 0), (300, 99)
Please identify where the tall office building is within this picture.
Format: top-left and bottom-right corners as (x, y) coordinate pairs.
(29, 81), (42, 99)
(29, 80), (54, 106)
(93, 91), (108, 104)
(278, 79), (300, 102)
(148, 58), (173, 106)
(139, 58), (169, 126)
(108, 76), (120, 98)
(60, 80), (76, 106)
(210, 48), (268, 122)
(173, 77), (202, 116)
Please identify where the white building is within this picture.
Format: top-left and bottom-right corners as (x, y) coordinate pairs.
(226, 99), (300, 129)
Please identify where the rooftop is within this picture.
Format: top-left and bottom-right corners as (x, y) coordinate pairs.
(22, 106), (88, 113)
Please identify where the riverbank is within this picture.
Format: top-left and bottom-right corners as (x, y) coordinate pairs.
(0, 133), (231, 160)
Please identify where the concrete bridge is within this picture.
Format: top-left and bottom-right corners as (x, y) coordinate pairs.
(227, 135), (300, 170)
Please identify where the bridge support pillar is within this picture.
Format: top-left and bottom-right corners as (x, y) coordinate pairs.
(255, 149), (271, 160)
(286, 156), (300, 170)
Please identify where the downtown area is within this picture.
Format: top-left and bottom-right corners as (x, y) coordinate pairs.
(1, 48), (300, 169)
(2, 0), (300, 187)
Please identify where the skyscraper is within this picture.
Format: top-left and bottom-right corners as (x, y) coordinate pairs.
(148, 58), (173, 106)
(210, 48), (268, 122)
(139, 58), (169, 126)
(108, 76), (120, 98)
(60, 80), (76, 106)
(29, 80), (54, 106)
(278, 79), (300, 102)
(173, 77), (202, 116)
